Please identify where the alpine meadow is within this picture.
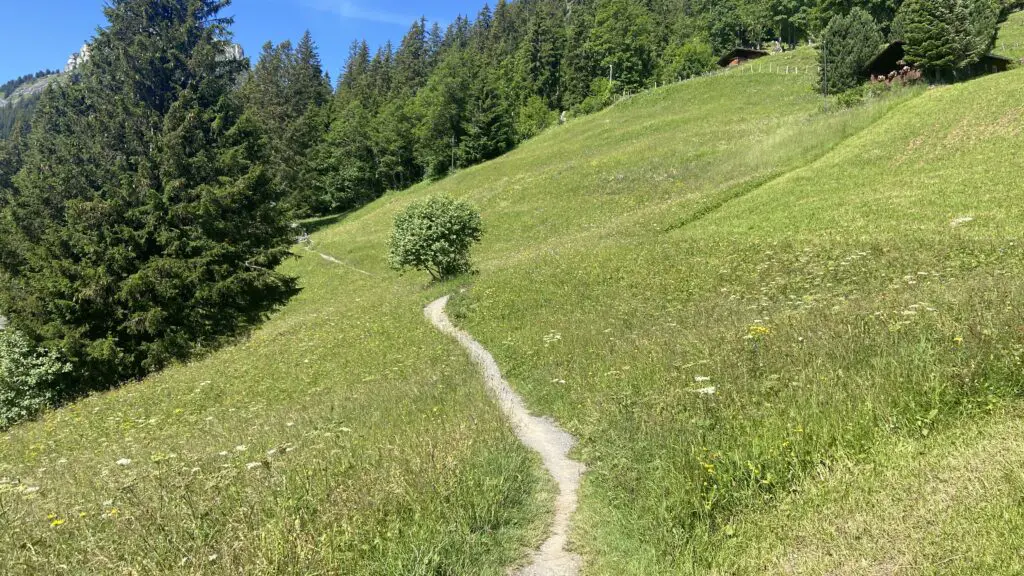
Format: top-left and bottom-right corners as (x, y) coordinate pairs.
(1, 0), (1024, 574)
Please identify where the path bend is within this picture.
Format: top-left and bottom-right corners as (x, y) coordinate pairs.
(425, 296), (586, 576)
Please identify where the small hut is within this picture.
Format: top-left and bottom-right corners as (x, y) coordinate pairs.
(717, 48), (769, 68)
(865, 40), (1015, 79)
(863, 41), (906, 78)
(977, 54), (1015, 74)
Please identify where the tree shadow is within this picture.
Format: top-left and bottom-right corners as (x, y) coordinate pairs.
(296, 212), (350, 235)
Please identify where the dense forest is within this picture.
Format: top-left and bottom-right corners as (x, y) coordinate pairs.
(0, 94), (41, 140)
(0, 0), (1021, 426)
(233, 0), (1024, 216)
(0, 69), (57, 140)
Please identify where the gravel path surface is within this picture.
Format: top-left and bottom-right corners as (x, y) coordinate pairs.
(426, 296), (586, 576)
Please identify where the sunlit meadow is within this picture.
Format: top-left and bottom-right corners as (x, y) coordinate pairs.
(3, 35), (1024, 575)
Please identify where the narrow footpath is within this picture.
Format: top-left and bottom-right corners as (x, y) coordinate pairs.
(425, 296), (586, 576)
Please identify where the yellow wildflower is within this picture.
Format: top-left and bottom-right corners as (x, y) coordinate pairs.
(50, 518), (66, 528)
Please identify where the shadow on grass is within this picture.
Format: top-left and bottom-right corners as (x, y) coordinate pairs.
(297, 212), (351, 235)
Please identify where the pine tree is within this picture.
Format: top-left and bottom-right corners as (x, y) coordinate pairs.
(293, 31), (332, 112)
(818, 8), (884, 93)
(561, 3), (598, 110)
(460, 66), (515, 164)
(394, 18), (430, 94)
(0, 0), (295, 394)
(414, 46), (472, 177)
(517, 3), (565, 109)
(243, 31), (331, 216)
(590, 0), (658, 92)
(898, 0), (994, 77)
(0, 119), (29, 202)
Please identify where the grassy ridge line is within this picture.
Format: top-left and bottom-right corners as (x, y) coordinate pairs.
(661, 88), (921, 234)
(0, 251), (548, 574)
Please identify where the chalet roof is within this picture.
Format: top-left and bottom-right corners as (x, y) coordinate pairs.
(717, 48), (770, 67)
(981, 53), (1016, 63)
(863, 41), (906, 76)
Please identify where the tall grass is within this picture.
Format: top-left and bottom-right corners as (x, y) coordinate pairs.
(312, 48), (1024, 572)
(0, 255), (548, 574)
(3, 43), (1023, 574)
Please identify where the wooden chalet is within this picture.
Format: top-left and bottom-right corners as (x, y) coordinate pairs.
(717, 48), (769, 67)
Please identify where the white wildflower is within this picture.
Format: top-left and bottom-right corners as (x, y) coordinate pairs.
(694, 376), (712, 383)
(693, 387), (717, 396)
(234, 445), (246, 452)
(116, 458), (132, 467)
(218, 451), (229, 457)
(245, 462), (262, 470)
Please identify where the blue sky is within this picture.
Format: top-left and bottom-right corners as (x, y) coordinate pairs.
(0, 0), (486, 82)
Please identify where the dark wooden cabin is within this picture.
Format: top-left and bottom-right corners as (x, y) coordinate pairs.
(977, 54), (1015, 73)
(864, 40), (1015, 78)
(863, 41), (906, 78)
(717, 48), (769, 67)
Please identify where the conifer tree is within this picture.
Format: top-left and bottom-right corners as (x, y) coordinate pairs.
(414, 47), (472, 177)
(243, 32), (331, 216)
(394, 18), (431, 94)
(0, 119), (29, 202)
(589, 0), (657, 92)
(818, 8), (884, 93)
(898, 0), (996, 77)
(561, 3), (598, 109)
(0, 0), (295, 393)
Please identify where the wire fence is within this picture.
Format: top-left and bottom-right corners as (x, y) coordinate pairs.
(611, 57), (817, 101)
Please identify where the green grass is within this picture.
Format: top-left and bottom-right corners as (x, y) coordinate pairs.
(995, 10), (1024, 60)
(0, 254), (549, 574)
(714, 405), (1024, 574)
(4, 46), (1024, 574)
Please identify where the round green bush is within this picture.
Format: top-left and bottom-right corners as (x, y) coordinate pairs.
(387, 195), (483, 281)
(0, 328), (69, 429)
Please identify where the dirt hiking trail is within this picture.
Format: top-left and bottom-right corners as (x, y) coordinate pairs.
(426, 296), (586, 576)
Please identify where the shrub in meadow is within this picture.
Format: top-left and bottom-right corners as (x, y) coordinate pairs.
(387, 195), (483, 281)
(0, 328), (68, 429)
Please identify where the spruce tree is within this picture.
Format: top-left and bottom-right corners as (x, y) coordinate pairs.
(243, 32), (331, 216)
(818, 8), (884, 93)
(0, 119), (29, 202)
(0, 0), (296, 394)
(590, 0), (657, 92)
(561, 3), (598, 109)
(898, 0), (996, 78)
(414, 47), (472, 177)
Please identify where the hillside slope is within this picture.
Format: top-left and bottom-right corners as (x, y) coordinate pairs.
(3, 47), (1023, 574)
(311, 52), (1024, 572)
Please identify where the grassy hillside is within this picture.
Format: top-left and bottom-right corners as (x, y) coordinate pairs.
(0, 253), (548, 573)
(995, 10), (1024, 60)
(3, 44), (1024, 574)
